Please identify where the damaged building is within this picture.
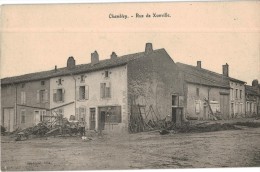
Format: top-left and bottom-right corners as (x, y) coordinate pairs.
(1, 43), (183, 133)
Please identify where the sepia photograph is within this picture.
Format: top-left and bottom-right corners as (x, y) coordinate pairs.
(0, 1), (260, 171)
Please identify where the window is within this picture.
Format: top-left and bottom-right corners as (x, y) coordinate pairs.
(77, 85), (89, 100)
(172, 95), (178, 106)
(240, 90), (242, 99)
(196, 88), (200, 97)
(101, 106), (121, 123)
(41, 81), (45, 85)
(21, 83), (25, 88)
(37, 89), (48, 103)
(80, 75), (85, 82)
(195, 101), (200, 113)
(105, 71), (109, 78)
(53, 89), (64, 102)
(40, 110), (46, 122)
(100, 82), (111, 98)
(231, 88), (234, 100)
(21, 109), (26, 123)
(58, 78), (62, 85)
(21, 91), (26, 104)
(235, 89), (238, 98)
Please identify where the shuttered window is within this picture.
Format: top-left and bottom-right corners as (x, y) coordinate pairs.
(53, 89), (65, 102)
(77, 85), (89, 100)
(21, 92), (26, 104)
(37, 89), (48, 103)
(100, 82), (111, 98)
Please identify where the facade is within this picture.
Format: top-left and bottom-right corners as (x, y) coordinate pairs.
(222, 64), (246, 118)
(1, 79), (50, 132)
(245, 80), (260, 117)
(176, 61), (230, 120)
(1, 43), (183, 133)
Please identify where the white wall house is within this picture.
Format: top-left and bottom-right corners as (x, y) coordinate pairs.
(50, 55), (128, 133)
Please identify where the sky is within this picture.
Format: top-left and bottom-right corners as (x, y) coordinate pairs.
(1, 1), (259, 84)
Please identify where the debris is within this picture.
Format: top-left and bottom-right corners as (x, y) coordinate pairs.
(159, 130), (170, 135)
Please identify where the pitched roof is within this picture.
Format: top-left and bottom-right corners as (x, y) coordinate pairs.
(176, 62), (230, 88)
(245, 85), (259, 96)
(1, 49), (165, 85)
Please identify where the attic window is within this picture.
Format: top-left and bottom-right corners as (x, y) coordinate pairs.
(21, 83), (25, 88)
(105, 71), (109, 78)
(58, 78), (62, 85)
(41, 81), (45, 85)
(196, 88), (200, 97)
(80, 75), (85, 82)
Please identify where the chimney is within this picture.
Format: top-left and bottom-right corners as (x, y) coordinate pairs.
(252, 79), (259, 88)
(145, 43), (153, 54)
(222, 63), (229, 77)
(91, 51), (99, 65)
(197, 61), (201, 68)
(110, 52), (117, 59)
(67, 56), (76, 69)
(55, 65), (57, 72)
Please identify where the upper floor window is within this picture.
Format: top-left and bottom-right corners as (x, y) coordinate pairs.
(21, 91), (26, 104)
(196, 88), (200, 97)
(105, 71), (109, 78)
(21, 83), (25, 88)
(172, 95), (178, 106)
(80, 75), (85, 83)
(100, 82), (111, 98)
(57, 78), (62, 85)
(240, 90), (242, 99)
(231, 88), (234, 99)
(53, 89), (65, 102)
(41, 81), (45, 86)
(235, 89), (238, 98)
(77, 85), (89, 100)
(37, 89), (48, 103)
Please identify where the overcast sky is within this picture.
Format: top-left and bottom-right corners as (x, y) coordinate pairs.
(1, 2), (259, 84)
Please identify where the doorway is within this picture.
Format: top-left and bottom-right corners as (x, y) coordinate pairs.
(100, 111), (106, 130)
(172, 107), (177, 123)
(3, 108), (15, 132)
(90, 108), (96, 130)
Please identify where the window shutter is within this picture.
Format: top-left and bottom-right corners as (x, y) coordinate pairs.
(62, 89), (65, 102)
(76, 86), (79, 101)
(44, 89), (48, 102)
(37, 90), (40, 103)
(85, 85), (89, 100)
(100, 83), (105, 98)
(21, 92), (23, 104)
(53, 89), (57, 102)
(24, 92), (26, 104)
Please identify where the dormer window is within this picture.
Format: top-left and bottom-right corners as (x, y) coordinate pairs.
(105, 71), (109, 78)
(41, 81), (45, 86)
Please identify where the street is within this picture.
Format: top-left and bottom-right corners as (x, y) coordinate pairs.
(1, 127), (260, 170)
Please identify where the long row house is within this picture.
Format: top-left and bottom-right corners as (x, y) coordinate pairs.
(1, 43), (260, 133)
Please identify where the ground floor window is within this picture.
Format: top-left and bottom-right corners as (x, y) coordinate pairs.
(99, 106), (121, 124)
(21, 109), (26, 123)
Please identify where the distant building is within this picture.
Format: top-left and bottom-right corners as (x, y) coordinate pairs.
(177, 61), (230, 120)
(245, 80), (260, 117)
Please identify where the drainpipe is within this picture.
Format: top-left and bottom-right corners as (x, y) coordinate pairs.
(70, 73), (77, 117)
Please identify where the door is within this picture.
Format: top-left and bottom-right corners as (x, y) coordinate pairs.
(100, 111), (106, 130)
(172, 107), (177, 123)
(90, 108), (96, 130)
(34, 111), (40, 124)
(220, 94), (229, 119)
(3, 108), (14, 132)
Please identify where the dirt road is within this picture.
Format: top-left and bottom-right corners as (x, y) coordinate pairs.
(1, 128), (260, 170)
